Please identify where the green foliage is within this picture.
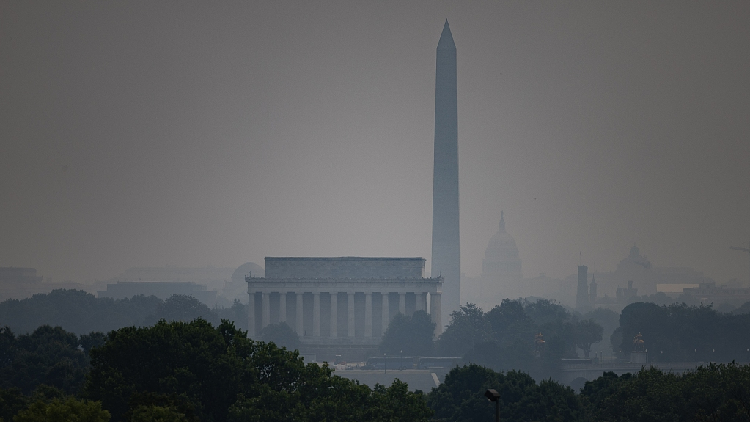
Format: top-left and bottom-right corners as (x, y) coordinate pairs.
(13, 397), (110, 422)
(574, 319), (603, 358)
(129, 405), (190, 422)
(85, 318), (244, 420)
(581, 307), (619, 352)
(438, 299), (595, 378)
(618, 302), (750, 362)
(379, 310), (435, 356)
(732, 301), (750, 315)
(0, 325), (89, 395)
(142, 295), (219, 326)
(367, 380), (432, 422)
(583, 363), (750, 421)
(85, 318), (432, 422)
(427, 364), (583, 422)
(0, 388), (28, 422)
(260, 322), (300, 351)
(214, 300), (248, 331)
(0, 290), (162, 336)
(80, 332), (107, 357)
(437, 304), (491, 357)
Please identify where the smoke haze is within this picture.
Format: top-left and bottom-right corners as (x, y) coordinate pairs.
(1, 1), (749, 286)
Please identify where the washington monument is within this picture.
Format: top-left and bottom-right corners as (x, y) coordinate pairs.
(431, 20), (459, 327)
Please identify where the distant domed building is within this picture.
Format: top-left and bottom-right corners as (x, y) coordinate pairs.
(482, 211), (522, 280)
(479, 212), (523, 307)
(221, 262), (265, 304)
(232, 262), (265, 282)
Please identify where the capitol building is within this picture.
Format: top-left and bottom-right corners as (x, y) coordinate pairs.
(465, 211), (524, 310)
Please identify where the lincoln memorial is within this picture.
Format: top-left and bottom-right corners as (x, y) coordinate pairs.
(246, 257), (443, 358)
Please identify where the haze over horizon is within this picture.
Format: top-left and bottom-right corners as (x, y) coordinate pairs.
(2, 2), (749, 287)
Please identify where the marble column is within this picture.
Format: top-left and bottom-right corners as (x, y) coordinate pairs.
(382, 292), (390, 332)
(247, 291), (256, 337)
(399, 292), (406, 315)
(431, 293), (442, 337)
(262, 292), (270, 329)
(279, 292), (287, 323)
(347, 292), (355, 338)
(415, 292), (425, 312)
(296, 292), (304, 336)
(330, 292), (338, 338)
(365, 293), (373, 338)
(313, 292), (321, 337)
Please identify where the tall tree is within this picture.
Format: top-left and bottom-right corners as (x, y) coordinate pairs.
(380, 310), (435, 356)
(437, 304), (492, 357)
(427, 364), (583, 422)
(0, 325), (89, 395)
(574, 319), (603, 358)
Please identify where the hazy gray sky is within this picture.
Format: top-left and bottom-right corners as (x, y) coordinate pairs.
(2, 1), (749, 286)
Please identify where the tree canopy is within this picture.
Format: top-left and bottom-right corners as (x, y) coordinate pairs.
(379, 310), (435, 356)
(84, 318), (432, 422)
(260, 322), (300, 351)
(0, 325), (90, 395)
(617, 301), (750, 362)
(13, 397), (110, 422)
(582, 363), (750, 421)
(427, 364), (583, 422)
(438, 299), (599, 379)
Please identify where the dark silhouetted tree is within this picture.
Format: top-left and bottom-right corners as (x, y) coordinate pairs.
(142, 294), (219, 326)
(574, 319), (603, 358)
(380, 310), (435, 356)
(427, 364), (583, 422)
(0, 325), (88, 395)
(261, 322), (300, 351)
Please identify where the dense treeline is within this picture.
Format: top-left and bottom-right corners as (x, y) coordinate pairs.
(0, 320), (431, 421)
(5, 292), (750, 420)
(582, 364), (750, 420)
(429, 364), (584, 421)
(432, 362), (750, 421)
(3, 320), (750, 421)
(0, 325), (94, 395)
(433, 299), (604, 379)
(613, 301), (750, 362)
(0, 289), (249, 335)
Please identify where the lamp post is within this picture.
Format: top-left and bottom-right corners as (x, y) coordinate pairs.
(400, 349), (403, 371)
(384, 353), (387, 374)
(485, 389), (500, 422)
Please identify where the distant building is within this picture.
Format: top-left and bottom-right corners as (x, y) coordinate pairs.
(221, 262), (265, 304)
(0, 267), (43, 300)
(474, 212), (523, 309)
(681, 282), (750, 306)
(98, 281), (217, 306)
(576, 265), (589, 310)
(589, 275), (598, 304)
(108, 265), (239, 305)
(616, 280), (638, 303)
(246, 257), (443, 362)
(111, 266), (234, 290)
(591, 245), (712, 299)
(0, 267), (43, 284)
(0, 266), (95, 300)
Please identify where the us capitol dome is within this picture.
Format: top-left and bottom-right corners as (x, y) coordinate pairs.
(482, 211), (523, 282)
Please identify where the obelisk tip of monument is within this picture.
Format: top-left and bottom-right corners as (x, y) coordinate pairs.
(438, 20), (455, 49)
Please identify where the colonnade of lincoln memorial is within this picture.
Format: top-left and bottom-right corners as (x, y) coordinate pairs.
(246, 257), (444, 343)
